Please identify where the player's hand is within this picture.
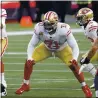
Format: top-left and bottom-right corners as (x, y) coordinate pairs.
(79, 64), (88, 74)
(80, 57), (90, 65)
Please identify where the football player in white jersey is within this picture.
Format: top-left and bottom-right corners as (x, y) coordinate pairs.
(76, 8), (98, 97)
(0, 8), (8, 96)
(16, 11), (92, 98)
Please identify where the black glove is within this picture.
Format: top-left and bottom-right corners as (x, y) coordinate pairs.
(80, 57), (90, 65)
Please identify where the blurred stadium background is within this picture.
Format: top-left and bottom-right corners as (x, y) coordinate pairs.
(2, 1), (98, 98)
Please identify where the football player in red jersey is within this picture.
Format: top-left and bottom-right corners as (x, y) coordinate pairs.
(0, 8), (8, 96)
(16, 11), (92, 98)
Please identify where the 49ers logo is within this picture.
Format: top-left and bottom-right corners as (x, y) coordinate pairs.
(44, 40), (59, 49)
(81, 9), (90, 14)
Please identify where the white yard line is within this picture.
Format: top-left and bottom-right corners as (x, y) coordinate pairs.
(6, 78), (93, 81)
(7, 87), (82, 91)
(5, 69), (70, 72)
(5, 69), (97, 73)
(5, 52), (27, 55)
(4, 51), (88, 55)
(5, 69), (71, 72)
(7, 29), (83, 36)
(5, 63), (65, 65)
(4, 62), (97, 66)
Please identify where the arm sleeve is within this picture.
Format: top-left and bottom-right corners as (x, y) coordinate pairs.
(87, 21), (98, 42)
(2, 17), (6, 27)
(1, 9), (7, 27)
(27, 33), (40, 60)
(67, 33), (79, 61)
(88, 30), (98, 42)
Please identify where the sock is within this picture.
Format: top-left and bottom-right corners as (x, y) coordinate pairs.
(1, 73), (4, 82)
(96, 90), (98, 97)
(0, 61), (4, 73)
(0, 61), (7, 87)
(84, 63), (96, 77)
(24, 60), (35, 81)
(81, 82), (86, 87)
(24, 79), (29, 85)
(69, 64), (84, 83)
(0, 73), (7, 88)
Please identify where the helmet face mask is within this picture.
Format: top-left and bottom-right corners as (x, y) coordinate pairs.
(43, 11), (58, 34)
(76, 15), (86, 26)
(43, 20), (57, 34)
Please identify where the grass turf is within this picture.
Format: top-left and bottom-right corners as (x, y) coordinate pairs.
(3, 23), (97, 98)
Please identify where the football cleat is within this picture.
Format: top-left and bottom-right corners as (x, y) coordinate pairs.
(1, 84), (7, 96)
(15, 83), (30, 94)
(82, 85), (92, 98)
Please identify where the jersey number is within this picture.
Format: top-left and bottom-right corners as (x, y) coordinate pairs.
(44, 40), (59, 49)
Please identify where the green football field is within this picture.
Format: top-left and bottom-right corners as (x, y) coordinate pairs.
(3, 23), (98, 98)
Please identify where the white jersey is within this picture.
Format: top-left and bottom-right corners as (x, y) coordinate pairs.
(34, 22), (72, 51)
(0, 9), (7, 39)
(27, 22), (79, 60)
(82, 20), (98, 44)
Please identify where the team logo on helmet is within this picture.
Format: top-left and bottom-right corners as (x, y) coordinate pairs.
(43, 11), (59, 34)
(76, 8), (93, 26)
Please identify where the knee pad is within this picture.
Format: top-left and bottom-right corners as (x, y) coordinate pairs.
(94, 75), (98, 90)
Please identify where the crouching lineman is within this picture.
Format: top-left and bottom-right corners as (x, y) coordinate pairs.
(0, 9), (8, 96)
(16, 11), (92, 98)
(76, 8), (97, 89)
(76, 7), (98, 98)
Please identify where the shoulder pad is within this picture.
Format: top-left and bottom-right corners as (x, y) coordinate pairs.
(34, 22), (44, 35)
(60, 23), (70, 29)
(59, 23), (71, 36)
(87, 21), (98, 32)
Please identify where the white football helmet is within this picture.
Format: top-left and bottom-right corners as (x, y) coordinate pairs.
(43, 11), (59, 34)
(76, 8), (93, 26)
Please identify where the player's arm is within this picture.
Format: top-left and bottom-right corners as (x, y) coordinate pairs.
(87, 37), (98, 60)
(1, 9), (7, 29)
(27, 33), (39, 60)
(79, 36), (98, 74)
(80, 24), (98, 64)
(1, 17), (6, 27)
(80, 37), (98, 65)
(66, 31), (79, 61)
(0, 16), (6, 29)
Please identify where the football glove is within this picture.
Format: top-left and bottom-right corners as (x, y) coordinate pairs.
(80, 57), (90, 65)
